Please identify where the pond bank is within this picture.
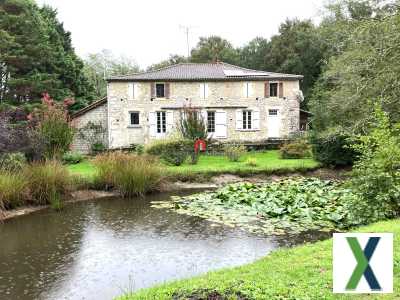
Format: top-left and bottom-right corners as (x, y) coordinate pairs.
(1, 189), (318, 300)
(119, 219), (400, 300)
(1, 168), (348, 222)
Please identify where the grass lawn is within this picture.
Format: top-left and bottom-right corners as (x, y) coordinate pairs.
(118, 219), (400, 300)
(67, 150), (320, 180)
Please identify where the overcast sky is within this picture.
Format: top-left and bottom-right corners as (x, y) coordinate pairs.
(36, 0), (323, 68)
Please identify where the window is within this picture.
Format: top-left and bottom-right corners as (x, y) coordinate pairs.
(129, 112), (140, 125)
(242, 110), (252, 130)
(269, 109), (278, 116)
(156, 111), (166, 133)
(207, 111), (215, 133)
(156, 83), (165, 98)
(270, 83), (278, 97)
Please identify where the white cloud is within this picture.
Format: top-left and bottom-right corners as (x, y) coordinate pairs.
(36, 0), (322, 68)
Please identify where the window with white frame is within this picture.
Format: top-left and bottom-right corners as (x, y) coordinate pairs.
(207, 111), (215, 133)
(129, 111), (140, 125)
(242, 110), (252, 130)
(156, 111), (166, 133)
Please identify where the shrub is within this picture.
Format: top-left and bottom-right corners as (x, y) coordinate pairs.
(309, 127), (357, 166)
(31, 94), (75, 159)
(177, 105), (208, 140)
(345, 105), (400, 224)
(62, 151), (84, 164)
(146, 139), (192, 166)
(245, 157), (258, 167)
(24, 160), (71, 206)
(0, 152), (26, 171)
(0, 171), (29, 212)
(223, 144), (246, 162)
(91, 142), (106, 153)
(280, 139), (311, 159)
(93, 152), (162, 197)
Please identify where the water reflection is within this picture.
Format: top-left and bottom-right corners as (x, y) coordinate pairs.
(0, 190), (328, 300)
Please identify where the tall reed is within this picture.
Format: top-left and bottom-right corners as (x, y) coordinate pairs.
(93, 152), (162, 197)
(0, 171), (29, 214)
(24, 160), (71, 206)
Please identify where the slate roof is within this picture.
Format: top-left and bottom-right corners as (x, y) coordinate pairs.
(107, 62), (303, 82)
(70, 97), (107, 119)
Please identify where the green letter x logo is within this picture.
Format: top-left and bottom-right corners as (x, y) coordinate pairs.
(346, 237), (381, 291)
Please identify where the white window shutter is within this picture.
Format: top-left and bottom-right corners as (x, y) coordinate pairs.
(201, 110), (207, 126)
(127, 83), (134, 100)
(215, 111), (227, 138)
(248, 82), (254, 97)
(199, 84), (204, 99)
(252, 109), (260, 130)
(166, 111), (174, 133)
(243, 83), (248, 98)
(204, 83), (209, 98)
(236, 109), (243, 130)
(134, 83), (139, 99)
(149, 112), (157, 137)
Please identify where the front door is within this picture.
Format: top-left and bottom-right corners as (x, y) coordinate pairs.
(267, 109), (281, 138)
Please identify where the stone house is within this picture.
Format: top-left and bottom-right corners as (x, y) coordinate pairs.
(71, 62), (303, 153)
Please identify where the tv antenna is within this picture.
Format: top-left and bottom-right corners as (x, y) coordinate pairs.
(179, 25), (196, 58)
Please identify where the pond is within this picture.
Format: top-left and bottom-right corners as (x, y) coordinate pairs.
(0, 190), (330, 300)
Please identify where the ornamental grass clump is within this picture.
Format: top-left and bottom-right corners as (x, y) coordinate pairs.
(0, 171), (29, 215)
(93, 152), (162, 197)
(24, 160), (71, 207)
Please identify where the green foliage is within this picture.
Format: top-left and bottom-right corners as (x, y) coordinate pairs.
(146, 139), (192, 166)
(190, 36), (239, 64)
(223, 144), (246, 162)
(24, 160), (70, 205)
(0, 152), (26, 171)
(309, 127), (357, 166)
(0, 0), (94, 104)
(62, 151), (84, 164)
(152, 178), (360, 234)
(309, 8), (400, 132)
(119, 219), (400, 300)
(280, 139), (311, 159)
(177, 106), (208, 141)
(346, 105), (400, 223)
(91, 142), (106, 153)
(93, 152), (162, 197)
(0, 171), (28, 211)
(35, 101), (75, 159)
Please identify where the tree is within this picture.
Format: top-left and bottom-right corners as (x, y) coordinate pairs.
(0, 0), (94, 106)
(262, 19), (325, 101)
(190, 36), (239, 64)
(147, 54), (187, 71)
(309, 12), (400, 133)
(83, 49), (140, 98)
(238, 37), (270, 70)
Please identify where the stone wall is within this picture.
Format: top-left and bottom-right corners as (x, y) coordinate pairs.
(70, 103), (108, 154)
(107, 80), (301, 148)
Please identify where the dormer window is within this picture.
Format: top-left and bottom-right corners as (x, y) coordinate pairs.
(156, 83), (165, 98)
